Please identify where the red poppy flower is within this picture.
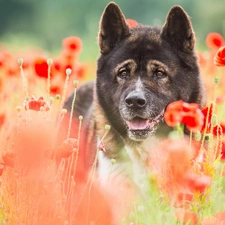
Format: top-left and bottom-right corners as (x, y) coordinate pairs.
(201, 103), (213, 133)
(24, 96), (50, 111)
(164, 100), (183, 127)
(164, 100), (204, 131)
(214, 46), (225, 67)
(34, 58), (48, 78)
(213, 122), (225, 136)
(206, 32), (224, 49)
(126, 19), (139, 28)
(62, 36), (82, 53)
(201, 103), (225, 136)
(181, 105), (204, 132)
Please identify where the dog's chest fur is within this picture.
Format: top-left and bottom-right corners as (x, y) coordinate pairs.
(96, 133), (154, 192)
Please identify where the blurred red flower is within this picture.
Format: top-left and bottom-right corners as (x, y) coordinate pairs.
(62, 36), (82, 53)
(215, 211), (225, 224)
(201, 217), (217, 225)
(126, 19), (139, 28)
(214, 46), (225, 66)
(186, 174), (211, 193)
(213, 122), (225, 136)
(200, 103), (225, 136)
(220, 140), (225, 161)
(0, 163), (4, 176)
(206, 33), (224, 49)
(0, 113), (5, 128)
(202, 211), (225, 225)
(50, 75), (64, 95)
(165, 140), (196, 177)
(164, 100), (183, 127)
(24, 96), (50, 111)
(164, 100), (204, 131)
(175, 208), (198, 225)
(2, 150), (15, 168)
(150, 138), (211, 208)
(182, 102), (204, 132)
(55, 138), (78, 160)
(201, 103), (213, 133)
(76, 63), (87, 79)
(50, 85), (61, 95)
(52, 60), (61, 72)
(173, 192), (193, 208)
(34, 58), (49, 78)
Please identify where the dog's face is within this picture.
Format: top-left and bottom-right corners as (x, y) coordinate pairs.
(96, 3), (205, 142)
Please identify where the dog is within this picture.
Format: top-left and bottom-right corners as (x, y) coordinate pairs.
(65, 2), (205, 195)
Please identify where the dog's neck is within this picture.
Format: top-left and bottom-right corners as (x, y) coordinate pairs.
(94, 99), (125, 159)
(94, 99), (155, 191)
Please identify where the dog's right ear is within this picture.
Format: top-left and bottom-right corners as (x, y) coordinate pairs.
(98, 2), (130, 55)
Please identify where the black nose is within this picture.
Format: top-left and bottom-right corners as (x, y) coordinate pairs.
(125, 92), (146, 109)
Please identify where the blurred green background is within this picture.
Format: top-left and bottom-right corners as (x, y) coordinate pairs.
(1, 0), (225, 61)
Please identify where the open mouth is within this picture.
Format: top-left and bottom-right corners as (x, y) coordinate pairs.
(125, 111), (164, 141)
(126, 118), (149, 130)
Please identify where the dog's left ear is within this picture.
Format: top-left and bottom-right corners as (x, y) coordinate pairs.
(98, 2), (130, 55)
(161, 5), (195, 53)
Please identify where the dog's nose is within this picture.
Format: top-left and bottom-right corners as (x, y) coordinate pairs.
(125, 92), (146, 109)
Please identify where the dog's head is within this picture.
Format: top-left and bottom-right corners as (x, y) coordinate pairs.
(96, 2), (205, 141)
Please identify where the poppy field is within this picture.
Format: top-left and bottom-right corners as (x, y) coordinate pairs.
(1, 25), (225, 225)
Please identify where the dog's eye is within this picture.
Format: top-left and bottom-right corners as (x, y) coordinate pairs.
(155, 70), (166, 79)
(118, 68), (129, 79)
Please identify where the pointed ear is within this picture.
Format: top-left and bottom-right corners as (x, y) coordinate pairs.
(161, 5), (195, 53)
(98, 2), (130, 54)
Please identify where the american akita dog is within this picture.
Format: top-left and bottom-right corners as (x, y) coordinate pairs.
(65, 2), (205, 190)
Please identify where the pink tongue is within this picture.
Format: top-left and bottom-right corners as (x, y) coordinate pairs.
(127, 119), (149, 130)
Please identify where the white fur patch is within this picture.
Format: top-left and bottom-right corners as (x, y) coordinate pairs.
(97, 150), (132, 187)
(97, 142), (151, 194)
(135, 77), (144, 92)
(97, 150), (134, 224)
(124, 144), (150, 192)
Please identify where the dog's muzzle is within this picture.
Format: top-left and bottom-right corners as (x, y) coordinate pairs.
(121, 90), (165, 141)
(125, 110), (164, 141)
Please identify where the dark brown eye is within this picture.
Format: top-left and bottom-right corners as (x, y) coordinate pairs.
(155, 70), (166, 79)
(118, 68), (129, 79)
